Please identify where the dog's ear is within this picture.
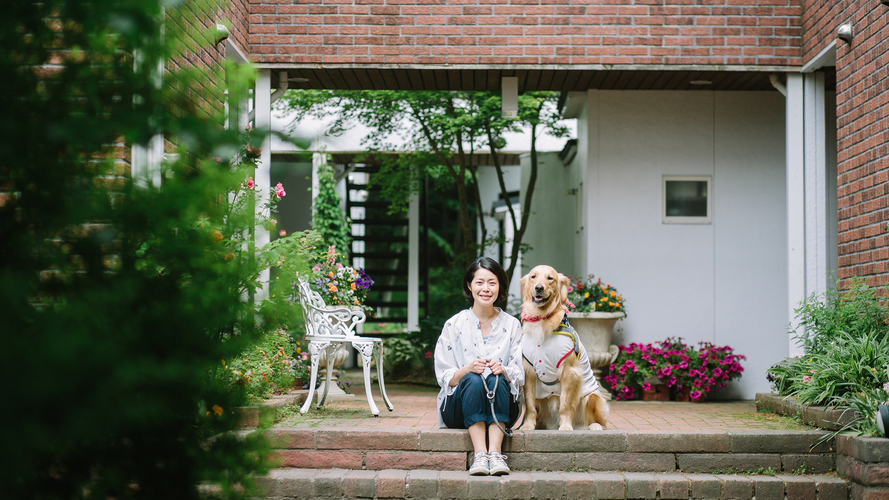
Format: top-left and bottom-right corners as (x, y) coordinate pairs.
(520, 272), (530, 303)
(559, 273), (570, 305)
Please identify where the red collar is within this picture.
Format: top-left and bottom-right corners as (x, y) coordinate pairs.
(521, 307), (567, 323)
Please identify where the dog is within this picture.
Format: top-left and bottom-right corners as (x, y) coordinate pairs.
(518, 265), (610, 431)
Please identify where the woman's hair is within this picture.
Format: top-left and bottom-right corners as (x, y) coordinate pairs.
(462, 256), (510, 306)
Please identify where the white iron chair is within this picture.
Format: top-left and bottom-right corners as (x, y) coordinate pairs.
(295, 277), (393, 416)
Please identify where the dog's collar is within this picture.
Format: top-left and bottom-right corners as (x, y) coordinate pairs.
(521, 307), (567, 323)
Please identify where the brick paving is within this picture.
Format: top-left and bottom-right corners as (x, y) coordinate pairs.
(276, 370), (809, 431)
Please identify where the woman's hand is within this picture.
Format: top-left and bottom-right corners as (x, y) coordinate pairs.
(465, 358), (488, 375)
(487, 359), (504, 375)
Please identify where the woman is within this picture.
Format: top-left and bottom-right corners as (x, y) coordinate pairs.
(433, 257), (524, 476)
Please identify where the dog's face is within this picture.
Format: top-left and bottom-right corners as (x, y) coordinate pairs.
(521, 265), (570, 312)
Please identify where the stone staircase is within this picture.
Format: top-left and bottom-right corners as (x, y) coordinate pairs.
(256, 428), (850, 500)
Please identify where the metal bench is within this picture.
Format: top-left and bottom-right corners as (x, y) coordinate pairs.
(295, 277), (394, 416)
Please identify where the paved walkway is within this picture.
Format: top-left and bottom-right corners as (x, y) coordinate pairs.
(275, 370), (809, 432)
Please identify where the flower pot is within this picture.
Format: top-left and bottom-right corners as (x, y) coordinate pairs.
(674, 387), (691, 402)
(567, 311), (625, 395)
(655, 384), (670, 401)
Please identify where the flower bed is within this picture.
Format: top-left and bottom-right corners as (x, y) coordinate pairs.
(604, 337), (746, 401)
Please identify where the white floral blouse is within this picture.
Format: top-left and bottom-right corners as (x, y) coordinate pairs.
(433, 308), (524, 428)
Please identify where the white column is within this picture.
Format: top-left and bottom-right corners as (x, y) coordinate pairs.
(408, 191), (420, 332)
(803, 72), (828, 298)
(583, 90), (600, 275)
(255, 69), (272, 302)
(786, 73), (806, 355)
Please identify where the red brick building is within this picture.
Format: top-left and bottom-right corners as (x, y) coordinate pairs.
(206, 0), (888, 396)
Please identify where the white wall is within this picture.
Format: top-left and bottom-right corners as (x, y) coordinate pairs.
(519, 151), (576, 276)
(523, 90), (789, 399)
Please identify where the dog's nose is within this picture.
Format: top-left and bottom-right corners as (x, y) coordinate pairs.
(535, 284), (544, 293)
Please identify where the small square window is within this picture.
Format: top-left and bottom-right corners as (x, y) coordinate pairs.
(663, 176), (711, 224)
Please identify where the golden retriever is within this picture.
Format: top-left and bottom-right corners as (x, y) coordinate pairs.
(519, 265), (609, 431)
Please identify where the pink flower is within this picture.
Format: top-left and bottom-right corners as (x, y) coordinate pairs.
(425, 352), (432, 359)
(642, 382), (652, 391)
(246, 177), (254, 189)
(803, 375), (811, 383)
(279, 230), (286, 237)
(276, 182), (286, 198)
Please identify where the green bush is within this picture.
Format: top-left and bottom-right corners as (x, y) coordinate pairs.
(219, 328), (310, 403)
(767, 278), (889, 436)
(0, 0), (280, 497)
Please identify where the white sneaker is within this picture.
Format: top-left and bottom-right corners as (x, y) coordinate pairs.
(469, 452), (489, 476)
(488, 451), (510, 476)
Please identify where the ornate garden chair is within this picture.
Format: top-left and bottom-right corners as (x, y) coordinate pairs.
(295, 277), (393, 416)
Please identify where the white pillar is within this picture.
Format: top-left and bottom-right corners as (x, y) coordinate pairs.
(255, 69), (272, 302)
(804, 72), (828, 299)
(408, 191), (420, 332)
(786, 73), (806, 355)
(583, 90), (600, 276)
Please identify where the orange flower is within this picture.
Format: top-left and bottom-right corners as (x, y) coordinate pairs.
(224, 253), (234, 261)
(351, 283), (356, 290)
(212, 405), (223, 416)
(211, 230), (223, 242)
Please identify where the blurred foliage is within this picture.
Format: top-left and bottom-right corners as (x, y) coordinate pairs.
(217, 328), (310, 404)
(0, 0), (301, 497)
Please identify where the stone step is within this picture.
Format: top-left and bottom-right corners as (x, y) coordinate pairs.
(267, 429), (837, 474)
(255, 468), (849, 500)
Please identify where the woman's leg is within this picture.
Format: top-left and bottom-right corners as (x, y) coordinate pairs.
(440, 373), (491, 454)
(484, 373), (512, 452)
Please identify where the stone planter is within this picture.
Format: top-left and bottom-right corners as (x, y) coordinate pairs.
(567, 311), (625, 394)
(837, 433), (889, 500)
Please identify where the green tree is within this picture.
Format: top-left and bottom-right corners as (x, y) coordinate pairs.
(1, 0), (277, 497)
(277, 90), (569, 279)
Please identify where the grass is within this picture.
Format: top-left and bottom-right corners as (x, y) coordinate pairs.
(275, 403), (367, 427)
(744, 410), (818, 430)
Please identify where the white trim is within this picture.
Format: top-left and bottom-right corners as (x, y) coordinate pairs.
(255, 69), (272, 302)
(253, 63), (801, 73)
(785, 73), (806, 355)
(801, 41), (837, 73)
(661, 175), (712, 224)
(408, 192), (419, 332)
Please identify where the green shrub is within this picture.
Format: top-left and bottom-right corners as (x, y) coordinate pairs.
(768, 278), (889, 436)
(219, 328), (310, 404)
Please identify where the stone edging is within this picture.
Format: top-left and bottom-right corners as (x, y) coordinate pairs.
(238, 390), (308, 428)
(837, 434), (889, 500)
(756, 393), (860, 431)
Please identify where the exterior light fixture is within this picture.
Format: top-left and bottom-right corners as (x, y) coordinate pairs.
(837, 24), (852, 44)
(215, 23), (230, 44)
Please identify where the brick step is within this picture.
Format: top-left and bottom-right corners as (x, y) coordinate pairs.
(268, 429), (837, 474)
(255, 468), (849, 500)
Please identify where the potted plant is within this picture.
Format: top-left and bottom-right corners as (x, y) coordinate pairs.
(605, 337), (746, 401)
(565, 275), (627, 388)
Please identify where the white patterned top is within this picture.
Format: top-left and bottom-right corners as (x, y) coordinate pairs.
(433, 308), (524, 428)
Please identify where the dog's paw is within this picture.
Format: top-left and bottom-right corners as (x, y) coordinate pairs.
(588, 423), (604, 431)
(519, 422), (537, 431)
(558, 423), (574, 431)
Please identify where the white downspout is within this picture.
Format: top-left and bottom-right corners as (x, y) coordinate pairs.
(770, 74), (787, 96)
(247, 70), (288, 124)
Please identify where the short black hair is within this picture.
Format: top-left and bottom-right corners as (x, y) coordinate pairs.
(462, 256), (510, 306)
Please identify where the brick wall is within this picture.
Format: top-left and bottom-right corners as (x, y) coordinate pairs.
(229, 0), (252, 57)
(246, 0), (802, 66)
(168, 0), (229, 119)
(800, 0), (843, 63)
(835, 1), (889, 285)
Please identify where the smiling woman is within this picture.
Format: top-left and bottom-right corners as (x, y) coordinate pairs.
(433, 257), (525, 476)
